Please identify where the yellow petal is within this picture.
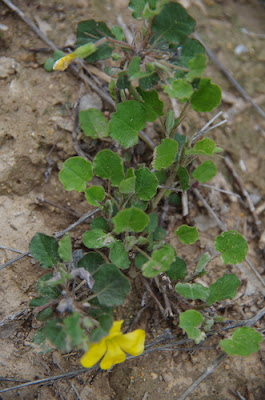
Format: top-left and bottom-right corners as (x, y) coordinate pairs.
(100, 339), (126, 370)
(108, 320), (123, 338)
(118, 329), (146, 356)
(80, 339), (107, 368)
(53, 53), (76, 71)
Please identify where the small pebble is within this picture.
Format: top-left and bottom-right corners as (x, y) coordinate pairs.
(234, 44), (248, 55)
(150, 372), (158, 380)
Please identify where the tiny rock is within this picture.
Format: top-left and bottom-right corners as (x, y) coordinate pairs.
(234, 44), (248, 55)
(0, 57), (20, 78)
(162, 372), (173, 383)
(79, 92), (103, 111)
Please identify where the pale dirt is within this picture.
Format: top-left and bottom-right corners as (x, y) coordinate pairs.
(0, 1), (265, 399)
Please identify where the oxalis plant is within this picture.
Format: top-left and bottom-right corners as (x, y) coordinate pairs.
(29, 1), (263, 369)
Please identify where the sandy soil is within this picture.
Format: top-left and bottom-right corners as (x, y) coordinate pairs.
(0, 0), (265, 399)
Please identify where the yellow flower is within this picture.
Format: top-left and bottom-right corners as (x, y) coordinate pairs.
(81, 320), (145, 370)
(53, 53), (77, 71)
(53, 43), (96, 71)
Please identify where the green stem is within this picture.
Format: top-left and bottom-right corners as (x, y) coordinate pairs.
(128, 85), (144, 102)
(134, 245), (152, 260)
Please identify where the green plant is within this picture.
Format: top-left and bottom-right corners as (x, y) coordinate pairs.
(29, 0), (263, 365)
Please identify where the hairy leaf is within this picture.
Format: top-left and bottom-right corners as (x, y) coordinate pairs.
(83, 229), (115, 249)
(135, 168), (159, 201)
(84, 186), (105, 206)
(142, 245), (175, 278)
(191, 78), (222, 112)
(187, 138), (222, 156)
(79, 109), (109, 139)
(175, 225), (199, 244)
(113, 207), (150, 234)
(109, 101), (146, 148)
(30, 233), (60, 268)
(220, 327), (263, 357)
(166, 257), (187, 280)
(92, 264), (130, 306)
(109, 241), (130, 269)
(164, 79), (193, 100)
(206, 274), (241, 306)
(192, 160), (217, 183)
(152, 2), (196, 43)
(177, 167), (190, 191)
(195, 252), (211, 274)
(176, 282), (209, 301)
(152, 138), (178, 170)
(58, 234), (72, 262)
(215, 231), (248, 264)
(93, 149), (124, 186)
(179, 310), (206, 344)
(59, 157), (93, 192)
(137, 88), (164, 122)
(78, 252), (106, 275)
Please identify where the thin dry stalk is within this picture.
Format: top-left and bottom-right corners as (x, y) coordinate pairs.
(193, 188), (227, 231)
(224, 156), (262, 234)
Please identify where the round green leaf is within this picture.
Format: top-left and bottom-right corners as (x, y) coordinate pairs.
(179, 310), (206, 343)
(112, 207), (150, 234)
(175, 225), (199, 244)
(83, 229), (115, 249)
(220, 327), (263, 357)
(191, 78), (222, 112)
(206, 273), (241, 306)
(192, 160), (217, 183)
(119, 177), (136, 194)
(176, 282), (209, 301)
(109, 100), (146, 148)
(214, 230), (248, 264)
(135, 168), (159, 201)
(152, 138), (178, 171)
(59, 157), (93, 192)
(84, 186), (105, 206)
(93, 149), (124, 187)
(79, 109), (109, 139)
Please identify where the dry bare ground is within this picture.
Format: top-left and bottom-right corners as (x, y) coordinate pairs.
(0, 1), (264, 399)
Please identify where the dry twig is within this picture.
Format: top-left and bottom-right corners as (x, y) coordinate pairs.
(36, 196), (83, 218)
(224, 156), (262, 234)
(193, 188), (227, 231)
